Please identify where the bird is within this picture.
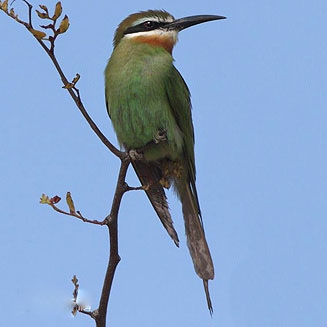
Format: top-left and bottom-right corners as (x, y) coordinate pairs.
(105, 10), (225, 313)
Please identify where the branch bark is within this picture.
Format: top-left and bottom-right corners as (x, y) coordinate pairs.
(95, 156), (130, 327)
(1, 2), (131, 326)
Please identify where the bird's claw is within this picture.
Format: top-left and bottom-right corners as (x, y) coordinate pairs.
(159, 177), (171, 189)
(154, 129), (167, 144)
(142, 184), (150, 191)
(129, 149), (143, 160)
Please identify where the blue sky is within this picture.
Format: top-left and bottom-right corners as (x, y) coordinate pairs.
(1, 1), (326, 326)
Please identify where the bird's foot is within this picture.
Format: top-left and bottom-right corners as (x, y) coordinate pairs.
(154, 129), (167, 144)
(161, 160), (183, 180)
(129, 149), (143, 161)
(159, 177), (171, 189)
(142, 184), (150, 191)
(172, 162), (183, 179)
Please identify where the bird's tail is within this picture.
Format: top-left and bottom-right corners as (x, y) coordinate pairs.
(177, 181), (214, 313)
(132, 160), (179, 246)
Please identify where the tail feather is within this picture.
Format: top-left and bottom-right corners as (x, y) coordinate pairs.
(203, 280), (213, 315)
(132, 160), (179, 246)
(179, 182), (214, 312)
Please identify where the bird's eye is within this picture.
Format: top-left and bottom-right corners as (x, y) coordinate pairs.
(143, 21), (155, 29)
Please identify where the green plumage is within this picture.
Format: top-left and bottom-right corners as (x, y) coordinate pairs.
(106, 41), (186, 160)
(105, 10), (220, 313)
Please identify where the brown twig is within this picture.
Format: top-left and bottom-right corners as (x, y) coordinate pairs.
(36, 37), (123, 158)
(1, 2), (133, 326)
(64, 155), (130, 327)
(1, 0), (123, 158)
(125, 185), (146, 191)
(53, 205), (107, 225)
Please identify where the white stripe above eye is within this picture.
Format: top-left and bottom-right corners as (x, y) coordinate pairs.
(131, 15), (174, 27)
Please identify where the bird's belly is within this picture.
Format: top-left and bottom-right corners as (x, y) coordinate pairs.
(113, 101), (169, 147)
(111, 94), (183, 160)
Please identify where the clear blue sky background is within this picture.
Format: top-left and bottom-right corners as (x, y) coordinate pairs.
(1, 1), (326, 326)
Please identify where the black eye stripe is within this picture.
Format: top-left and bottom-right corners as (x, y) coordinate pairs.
(124, 20), (168, 35)
(143, 21), (156, 29)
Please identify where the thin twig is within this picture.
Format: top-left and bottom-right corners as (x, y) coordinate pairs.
(1, 3), (135, 326)
(2, 0), (122, 159)
(79, 309), (96, 318)
(36, 41), (123, 158)
(125, 185), (146, 191)
(50, 204), (107, 225)
(22, 0), (32, 26)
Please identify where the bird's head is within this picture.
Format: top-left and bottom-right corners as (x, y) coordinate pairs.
(113, 10), (225, 53)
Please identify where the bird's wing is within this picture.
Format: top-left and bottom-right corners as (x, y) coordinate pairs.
(166, 66), (214, 313)
(105, 65), (179, 246)
(165, 66), (201, 216)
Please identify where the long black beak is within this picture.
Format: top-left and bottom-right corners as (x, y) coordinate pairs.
(166, 14), (226, 31)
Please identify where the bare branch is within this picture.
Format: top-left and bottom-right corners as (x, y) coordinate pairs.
(51, 205), (107, 225)
(1, 3), (136, 326)
(125, 184), (147, 191)
(1, 0), (123, 158)
(40, 193), (107, 225)
(95, 156), (130, 327)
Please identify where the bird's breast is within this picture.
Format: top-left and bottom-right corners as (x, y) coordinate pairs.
(105, 44), (183, 155)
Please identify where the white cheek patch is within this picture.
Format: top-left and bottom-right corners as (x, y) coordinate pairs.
(125, 29), (178, 43)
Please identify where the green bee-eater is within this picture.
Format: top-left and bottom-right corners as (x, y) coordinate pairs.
(105, 10), (225, 313)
